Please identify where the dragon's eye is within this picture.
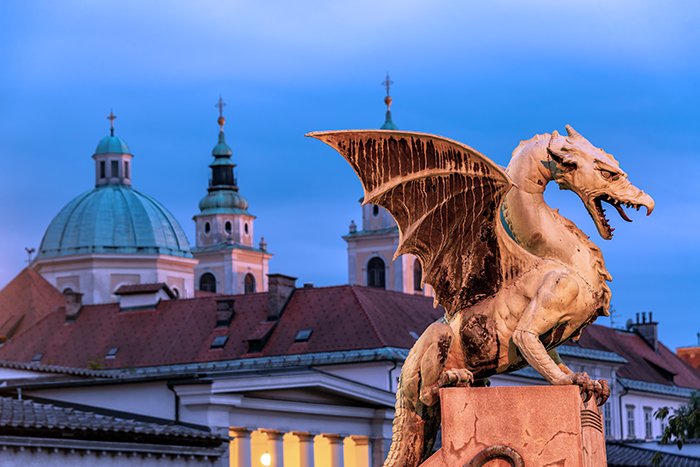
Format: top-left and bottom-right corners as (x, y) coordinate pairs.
(600, 169), (620, 181)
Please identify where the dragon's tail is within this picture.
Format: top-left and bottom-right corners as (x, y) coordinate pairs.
(383, 358), (441, 466)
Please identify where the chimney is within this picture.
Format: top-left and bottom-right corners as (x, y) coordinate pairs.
(633, 311), (658, 352)
(215, 298), (235, 327)
(64, 291), (83, 322)
(266, 274), (297, 320)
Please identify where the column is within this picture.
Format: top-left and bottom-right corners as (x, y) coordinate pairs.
(230, 427), (252, 467)
(350, 436), (370, 467)
(292, 432), (315, 467)
(324, 434), (344, 467)
(265, 430), (285, 467)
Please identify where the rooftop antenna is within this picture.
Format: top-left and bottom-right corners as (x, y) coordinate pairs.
(24, 247), (35, 265)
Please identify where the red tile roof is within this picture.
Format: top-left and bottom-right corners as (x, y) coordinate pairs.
(0, 285), (440, 369)
(569, 325), (700, 389)
(0, 281), (697, 393)
(677, 347), (700, 371)
(0, 268), (65, 341)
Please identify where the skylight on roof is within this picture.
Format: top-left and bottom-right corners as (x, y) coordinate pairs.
(211, 335), (229, 349)
(294, 329), (312, 342)
(31, 353), (43, 363)
(105, 347), (119, 359)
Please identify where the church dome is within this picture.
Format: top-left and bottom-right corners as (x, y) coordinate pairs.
(38, 185), (192, 259)
(198, 190), (249, 214)
(94, 135), (132, 155)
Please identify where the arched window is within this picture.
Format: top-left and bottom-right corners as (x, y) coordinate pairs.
(62, 287), (74, 294)
(367, 257), (386, 288)
(372, 205), (380, 217)
(199, 273), (216, 293)
(244, 273), (256, 294)
(414, 259), (423, 291)
(225, 221), (232, 234)
(244, 223), (249, 235)
(204, 222), (211, 234)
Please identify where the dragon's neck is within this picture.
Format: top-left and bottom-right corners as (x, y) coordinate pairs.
(502, 135), (611, 290)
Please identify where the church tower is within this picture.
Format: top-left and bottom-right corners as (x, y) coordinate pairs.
(343, 76), (433, 297)
(192, 98), (271, 295)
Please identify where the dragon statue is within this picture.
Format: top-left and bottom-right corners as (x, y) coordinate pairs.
(308, 126), (654, 467)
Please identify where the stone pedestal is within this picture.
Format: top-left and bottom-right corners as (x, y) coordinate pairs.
(422, 386), (606, 467)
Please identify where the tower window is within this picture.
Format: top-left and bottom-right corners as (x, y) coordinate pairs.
(111, 160), (119, 178)
(124, 161), (130, 179)
(244, 223), (249, 235)
(99, 161), (106, 178)
(199, 273), (217, 293)
(414, 259), (423, 291)
(367, 257), (386, 288)
(225, 221), (232, 234)
(244, 273), (256, 294)
(204, 222), (211, 234)
(372, 205), (379, 217)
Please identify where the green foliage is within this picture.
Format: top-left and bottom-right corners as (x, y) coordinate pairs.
(651, 392), (700, 466)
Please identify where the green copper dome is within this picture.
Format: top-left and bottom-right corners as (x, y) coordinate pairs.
(94, 135), (132, 155)
(380, 110), (397, 130)
(198, 190), (249, 215)
(38, 185), (192, 259)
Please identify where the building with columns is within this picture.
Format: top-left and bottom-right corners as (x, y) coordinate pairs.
(343, 77), (433, 298)
(33, 113), (197, 304)
(193, 99), (271, 295)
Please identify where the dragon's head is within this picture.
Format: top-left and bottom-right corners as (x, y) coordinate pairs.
(547, 125), (654, 240)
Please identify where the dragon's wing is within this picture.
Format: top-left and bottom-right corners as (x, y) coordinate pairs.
(309, 129), (532, 316)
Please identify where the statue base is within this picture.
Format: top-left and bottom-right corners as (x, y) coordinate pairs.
(421, 385), (606, 466)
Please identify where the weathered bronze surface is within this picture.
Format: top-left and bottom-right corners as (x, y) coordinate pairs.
(308, 127), (653, 466)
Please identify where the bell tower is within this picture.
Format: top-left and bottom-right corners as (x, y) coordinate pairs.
(343, 76), (433, 297)
(192, 97), (271, 295)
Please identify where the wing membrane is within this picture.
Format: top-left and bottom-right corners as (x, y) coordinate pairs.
(310, 130), (516, 316)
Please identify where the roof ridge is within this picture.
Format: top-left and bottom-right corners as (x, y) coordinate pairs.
(348, 286), (387, 346)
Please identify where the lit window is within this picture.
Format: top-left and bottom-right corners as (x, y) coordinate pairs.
(295, 329), (312, 342)
(211, 335), (228, 348)
(367, 257), (386, 288)
(105, 347), (119, 359)
(626, 405), (636, 439)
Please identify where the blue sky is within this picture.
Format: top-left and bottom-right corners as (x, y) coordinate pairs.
(0, 1), (698, 349)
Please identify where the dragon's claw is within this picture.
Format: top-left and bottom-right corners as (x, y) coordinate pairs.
(438, 368), (474, 388)
(571, 372), (609, 406)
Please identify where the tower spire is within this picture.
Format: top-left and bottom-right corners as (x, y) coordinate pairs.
(107, 110), (117, 136)
(380, 73), (398, 130)
(215, 95), (226, 130)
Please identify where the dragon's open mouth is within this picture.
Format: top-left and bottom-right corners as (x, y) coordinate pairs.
(591, 195), (650, 239)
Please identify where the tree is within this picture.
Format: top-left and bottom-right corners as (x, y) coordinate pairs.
(652, 391), (700, 466)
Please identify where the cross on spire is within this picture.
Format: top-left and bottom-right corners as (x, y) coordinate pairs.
(215, 95), (227, 130)
(382, 73), (394, 97)
(107, 110), (117, 136)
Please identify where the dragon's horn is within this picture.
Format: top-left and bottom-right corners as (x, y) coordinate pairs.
(565, 125), (580, 138)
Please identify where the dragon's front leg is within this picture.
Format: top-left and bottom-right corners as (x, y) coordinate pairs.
(512, 271), (610, 405)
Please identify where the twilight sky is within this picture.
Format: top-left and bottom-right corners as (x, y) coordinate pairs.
(0, 1), (698, 349)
